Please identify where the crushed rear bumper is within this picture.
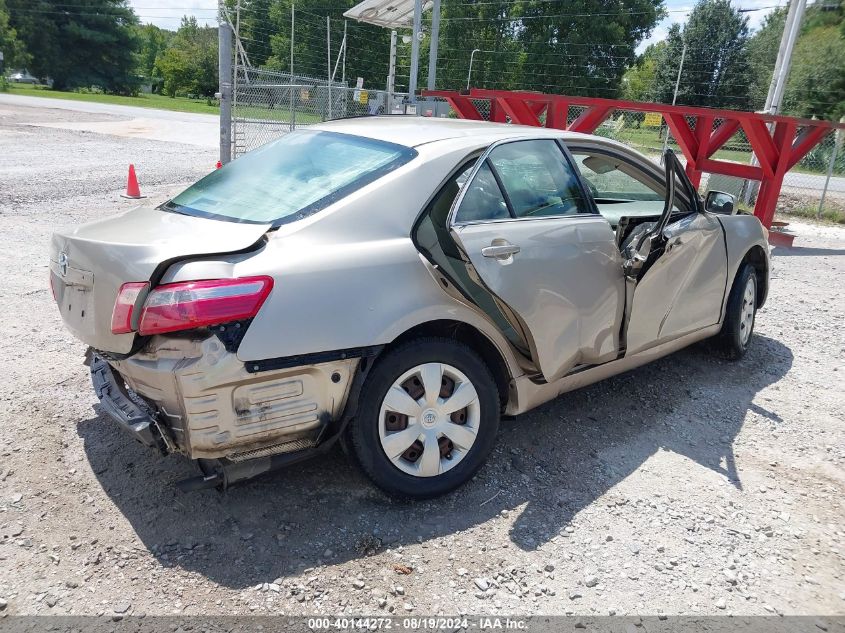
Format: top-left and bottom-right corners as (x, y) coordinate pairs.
(89, 353), (167, 450)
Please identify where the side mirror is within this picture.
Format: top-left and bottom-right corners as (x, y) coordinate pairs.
(705, 190), (736, 215)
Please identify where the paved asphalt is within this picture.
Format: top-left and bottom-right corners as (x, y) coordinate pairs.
(0, 93), (219, 148)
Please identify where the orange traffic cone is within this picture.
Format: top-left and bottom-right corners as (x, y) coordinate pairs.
(120, 164), (145, 199)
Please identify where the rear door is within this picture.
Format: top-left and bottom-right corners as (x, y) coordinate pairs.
(446, 138), (625, 383)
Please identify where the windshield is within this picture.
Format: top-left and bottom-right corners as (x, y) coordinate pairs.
(165, 130), (417, 224)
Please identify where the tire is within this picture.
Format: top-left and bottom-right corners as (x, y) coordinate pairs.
(713, 263), (758, 360)
(348, 337), (500, 499)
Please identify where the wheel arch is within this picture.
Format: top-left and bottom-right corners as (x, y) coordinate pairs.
(740, 244), (769, 309)
(387, 319), (513, 411)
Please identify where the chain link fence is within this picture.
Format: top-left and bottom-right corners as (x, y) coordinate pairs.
(231, 66), (844, 218)
(595, 111), (844, 217)
(421, 97), (845, 217)
(232, 65), (409, 157)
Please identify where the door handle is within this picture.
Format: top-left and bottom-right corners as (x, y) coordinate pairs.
(481, 243), (521, 259)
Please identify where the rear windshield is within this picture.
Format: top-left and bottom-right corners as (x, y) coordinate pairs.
(164, 129), (417, 225)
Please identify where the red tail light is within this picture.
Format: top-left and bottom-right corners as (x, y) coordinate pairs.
(137, 276), (273, 336)
(111, 282), (150, 334)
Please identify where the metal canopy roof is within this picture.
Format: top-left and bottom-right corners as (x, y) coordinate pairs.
(343, 0), (433, 29)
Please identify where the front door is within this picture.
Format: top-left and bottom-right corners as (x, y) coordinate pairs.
(613, 150), (728, 355)
(447, 138), (626, 383)
(624, 210), (727, 354)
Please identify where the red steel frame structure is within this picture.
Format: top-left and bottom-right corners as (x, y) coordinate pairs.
(423, 88), (845, 229)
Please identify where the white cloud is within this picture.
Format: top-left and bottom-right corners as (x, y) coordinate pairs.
(128, 0), (218, 30)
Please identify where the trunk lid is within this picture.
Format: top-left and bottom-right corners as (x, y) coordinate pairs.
(50, 205), (271, 354)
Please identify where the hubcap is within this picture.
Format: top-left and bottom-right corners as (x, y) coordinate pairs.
(378, 362), (481, 478)
(420, 408), (438, 428)
(739, 277), (756, 346)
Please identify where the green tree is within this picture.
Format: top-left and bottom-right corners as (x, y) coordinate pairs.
(8, 0), (140, 94)
(783, 24), (845, 119)
(652, 0), (753, 109)
(621, 42), (665, 101)
(746, 2), (845, 120)
(435, 0), (664, 96)
(0, 0), (28, 74)
(226, 0), (274, 68)
(154, 16), (217, 98)
(135, 23), (173, 87)
(519, 0), (664, 97)
(258, 0), (391, 89)
(434, 0), (524, 92)
(747, 7), (787, 110)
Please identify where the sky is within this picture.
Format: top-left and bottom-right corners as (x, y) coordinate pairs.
(128, 0), (218, 29)
(638, 0), (784, 51)
(129, 0), (784, 53)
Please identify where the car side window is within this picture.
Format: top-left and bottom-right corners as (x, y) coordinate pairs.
(454, 162), (510, 223)
(570, 151), (666, 202)
(487, 140), (590, 218)
(572, 149), (689, 215)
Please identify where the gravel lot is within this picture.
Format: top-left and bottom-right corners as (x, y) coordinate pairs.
(0, 100), (843, 619)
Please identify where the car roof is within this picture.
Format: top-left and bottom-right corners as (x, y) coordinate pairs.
(311, 116), (596, 148)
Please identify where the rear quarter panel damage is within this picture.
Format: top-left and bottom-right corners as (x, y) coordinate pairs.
(113, 335), (359, 459)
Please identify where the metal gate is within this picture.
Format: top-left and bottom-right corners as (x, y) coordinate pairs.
(232, 64), (408, 157)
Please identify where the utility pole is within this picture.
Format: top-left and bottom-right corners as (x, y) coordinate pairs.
(744, 0), (807, 203)
(408, 0), (423, 103)
(427, 0), (441, 91)
(764, 0), (807, 116)
(218, 6), (233, 164)
(661, 42), (687, 163)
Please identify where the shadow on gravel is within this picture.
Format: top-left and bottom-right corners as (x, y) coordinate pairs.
(77, 334), (792, 589)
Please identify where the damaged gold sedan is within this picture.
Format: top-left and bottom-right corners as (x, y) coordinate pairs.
(51, 118), (769, 498)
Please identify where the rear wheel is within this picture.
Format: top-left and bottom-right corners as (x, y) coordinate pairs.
(713, 263), (758, 360)
(349, 337), (500, 498)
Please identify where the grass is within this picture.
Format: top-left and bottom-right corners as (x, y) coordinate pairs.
(777, 204), (845, 225)
(601, 124), (752, 163)
(599, 123), (840, 176)
(5, 83), (327, 123)
(4, 83), (220, 115)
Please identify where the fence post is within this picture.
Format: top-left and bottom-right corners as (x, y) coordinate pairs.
(326, 16), (332, 120)
(427, 0), (441, 91)
(818, 116), (845, 218)
(342, 20), (347, 85)
(218, 17), (233, 164)
(290, 3), (295, 131)
(408, 0), (422, 103)
(387, 30), (397, 109)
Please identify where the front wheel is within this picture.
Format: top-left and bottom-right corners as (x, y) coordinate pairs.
(713, 263), (758, 360)
(349, 337), (500, 498)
